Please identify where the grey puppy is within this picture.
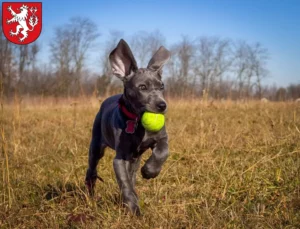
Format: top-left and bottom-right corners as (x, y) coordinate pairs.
(85, 39), (170, 215)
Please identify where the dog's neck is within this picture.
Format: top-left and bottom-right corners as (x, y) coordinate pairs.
(119, 93), (139, 120)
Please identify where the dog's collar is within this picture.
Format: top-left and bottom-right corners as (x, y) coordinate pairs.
(118, 96), (139, 120)
(118, 103), (139, 120)
(118, 96), (140, 134)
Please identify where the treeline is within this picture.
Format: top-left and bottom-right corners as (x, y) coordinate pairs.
(0, 16), (299, 101)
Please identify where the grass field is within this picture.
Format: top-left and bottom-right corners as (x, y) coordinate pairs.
(1, 97), (300, 228)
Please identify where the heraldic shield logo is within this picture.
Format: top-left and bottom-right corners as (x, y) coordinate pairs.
(2, 2), (42, 45)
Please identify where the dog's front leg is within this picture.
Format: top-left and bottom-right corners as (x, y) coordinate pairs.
(128, 157), (141, 187)
(141, 138), (169, 179)
(113, 158), (141, 215)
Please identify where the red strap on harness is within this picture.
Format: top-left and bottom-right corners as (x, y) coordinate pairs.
(118, 99), (139, 134)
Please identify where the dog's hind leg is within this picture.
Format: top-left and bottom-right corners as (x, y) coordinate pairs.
(85, 112), (106, 195)
(85, 137), (106, 195)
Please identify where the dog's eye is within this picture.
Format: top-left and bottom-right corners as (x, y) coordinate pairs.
(160, 84), (164, 90)
(139, 85), (147, 91)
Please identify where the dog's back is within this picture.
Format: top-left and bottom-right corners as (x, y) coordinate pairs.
(94, 94), (122, 149)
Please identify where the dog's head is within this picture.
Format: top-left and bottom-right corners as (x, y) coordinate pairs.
(109, 39), (170, 115)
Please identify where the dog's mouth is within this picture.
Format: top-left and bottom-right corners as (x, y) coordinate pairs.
(144, 105), (168, 114)
(131, 102), (168, 116)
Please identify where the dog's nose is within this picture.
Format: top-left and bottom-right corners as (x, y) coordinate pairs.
(156, 102), (167, 111)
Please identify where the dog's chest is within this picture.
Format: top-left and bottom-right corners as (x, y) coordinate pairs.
(137, 138), (155, 152)
(133, 132), (156, 156)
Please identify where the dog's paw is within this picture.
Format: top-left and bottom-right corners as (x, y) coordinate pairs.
(132, 205), (141, 216)
(85, 171), (96, 195)
(85, 169), (104, 196)
(141, 166), (159, 179)
(85, 178), (96, 196)
(123, 200), (141, 216)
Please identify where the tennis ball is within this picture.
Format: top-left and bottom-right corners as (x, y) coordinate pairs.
(141, 112), (165, 132)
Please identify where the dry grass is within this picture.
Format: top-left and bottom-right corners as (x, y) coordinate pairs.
(0, 97), (300, 228)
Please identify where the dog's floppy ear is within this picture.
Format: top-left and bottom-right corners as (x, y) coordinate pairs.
(109, 39), (138, 80)
(147, 46), (170, 72)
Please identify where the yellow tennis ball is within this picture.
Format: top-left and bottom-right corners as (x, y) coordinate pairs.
(141, 112), (165, 132)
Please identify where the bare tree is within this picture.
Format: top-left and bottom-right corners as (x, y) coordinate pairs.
(130, 30), (166, 67)
(50, 27), (73, 96)
(232, 41), (250, 98)
(69, 17), (100, 95)
(148, 30), (166, 56)
(167, 36), (195, 96)
(175, 36), (194, 80)
(50, 27), (73, 74)
(233, 41), (269, 99)
(29, 43), (39, 70)
(69, 17), (100, 74)
(100, 30), (123, 76)
(97, 30), (123, 96)
(18, 46), (29, 78)
(287, 83), (300, 100)
(0, 13), (15, 96)
(193, 36), (232, 98)
(13, 43), (40, 94)
(50, 17), (99, 96)
(0, 38), (15, 96)
(24, 43), (40, 94)
(250, 43), (269, 99)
